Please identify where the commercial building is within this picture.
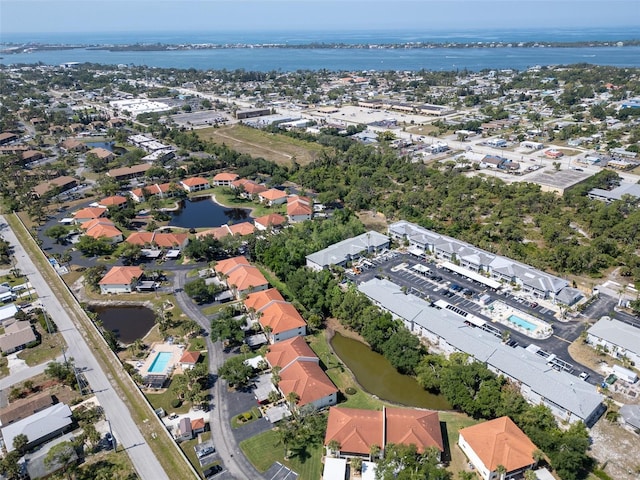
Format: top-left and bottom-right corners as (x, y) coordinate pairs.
(358, 278), (604, 425)
(586, 316), (640, 367)
(306, 231), (390, 271)
(587, 182), (640, 204)
(389, 221), (571, 300)
(107, 163), (152, 181)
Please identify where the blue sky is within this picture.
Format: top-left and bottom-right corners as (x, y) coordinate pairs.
(1, 0), (638, 34)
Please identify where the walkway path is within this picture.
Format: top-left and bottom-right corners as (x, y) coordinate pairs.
(0, 216), (170, 480)
(173, 270), (261, 480)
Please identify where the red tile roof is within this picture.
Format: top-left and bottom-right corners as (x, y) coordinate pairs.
(385, 407), (443, 454)
(214, 256), (250, 277)
(125, 232), (188, 248)
(99, 266), (143, 285)
(259, 301), (306, 335)
(254, 213), (287, 229)
(459, 416), (537, 472)
(73, 207), (107, 221)
(265, 336), (317, 370)
(190, 418), (206, 431)
(287, 195), (313, 216)
(180, 351), (201, 364)
(99, 195), (128, 207)
(226, 265), (268, 292)
(279, 360), (337, 407)
(181, 177), (210, 187)
(213, 172), (239, 182)
(244, 288), (285, 312)
(259, 189), (288, 201)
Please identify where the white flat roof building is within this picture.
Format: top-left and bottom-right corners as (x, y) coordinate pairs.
(306, 231), (390, 271)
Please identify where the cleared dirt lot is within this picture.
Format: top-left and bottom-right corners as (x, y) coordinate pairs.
(589, 419), (640, 480)
(197, 124), (324, 166)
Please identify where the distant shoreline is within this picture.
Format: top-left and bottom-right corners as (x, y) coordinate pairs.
(2, 38), (639, 55)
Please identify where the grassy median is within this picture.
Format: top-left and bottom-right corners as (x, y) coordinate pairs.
(7, 214), (197, 480)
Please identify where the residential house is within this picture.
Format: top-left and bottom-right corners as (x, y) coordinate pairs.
(88, 147), (115, 162)
(324, 406), (443, 459)
(81, 219), (123, 243)
(98, 195), (128, 209)
(458, 416), (538, 480)
(197, 222), (255, 240)
(1, 403), (73, 452)
(0, 393), (55, 426)
(586, 316), (640, 367)
(107, 117), (124, 128)
(225, 265), (269, 299)
(129, 182), (175, 202)
(254, 213), (286, 231)
(278, 359), (338, 410)
(231, 179), (267, 199)
(257, 300), (307, 343)
(0, 321), (37, 354)
(258, 189), (288, 206)
(190, 418), (206, 436)
(125, 232), (189, 249)
(214, 256), (251, 277)
(0, 132), (18, 145)
(212, 172), (239, 186)
(72, 207), (107, 224)
(98, 266), (144, 294)
(265, 336), (317, 371)
(179, 351), (201, 370)
(245, 288), (285, 314)
(107, 163), (152, 181)
(287, 195), (313, 223)
(180, 177), (210, 193)
(176, 417), (193, 441)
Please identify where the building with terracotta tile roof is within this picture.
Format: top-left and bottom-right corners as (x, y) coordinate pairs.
(98, 266), (144, 294)
(82, 219), (123, 243)
(278, 359), (337, 410)
(265, 336), (317, 371)
(196, 222), (256, 240)
(190, 418), (206, 435)
(22, 150), (45, 162)
(458, 416), (538, 480)
(254, 213), (287, 231)
(231, 179), (267, 199)
(324, 406), (444, 459)
(0, 132), (19, 145)
(129, 182), (175, 202)
(258, 301), (307, 343)
(212, 172), (239, 186)
(179, 351), (201, 370)
(287, 195), (313, 223)
(98, 195), (128, 208)
(214, 256), (250, 277)
(259, 188), (288, 206)
(225, 265), (269, 299)
(180, 177), (210, 192)
(244, 288), (285, 313)
(125, 232), (189, 249)
(73, 206), (107, 224)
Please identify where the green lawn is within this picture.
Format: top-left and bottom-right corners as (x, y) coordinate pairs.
(17, 326), (65, 366)
(439, 411), (479, 474)
(146, 374), (193, 415)
(0, 356), (8, 378)
(231, 406), (262, 429)
(188, 337), (207, 351)
(240, 429), (323, 480)
(209, 186), (284, 217)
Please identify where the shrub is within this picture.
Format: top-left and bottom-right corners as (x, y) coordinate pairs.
(171, 398), (182, 408)
(345, 387), (356, 395)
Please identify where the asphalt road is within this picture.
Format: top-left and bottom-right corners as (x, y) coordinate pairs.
(173, 270), (262, 480)
(0, 216), (170, 480)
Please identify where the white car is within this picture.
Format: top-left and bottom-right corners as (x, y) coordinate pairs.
(579, 372), (590, 381)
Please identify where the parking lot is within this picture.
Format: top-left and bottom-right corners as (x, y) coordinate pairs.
(347, 250), (601, 381)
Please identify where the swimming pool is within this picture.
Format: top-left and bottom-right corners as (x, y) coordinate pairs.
(508, 314), (536, 331)
(148, 351), (172, 374)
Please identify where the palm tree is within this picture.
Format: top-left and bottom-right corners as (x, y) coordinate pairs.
(495, 464), (507, 480)
(327, 439), (341, 457)
(369, 444), (381, 461)
(286, 391), (300, 413)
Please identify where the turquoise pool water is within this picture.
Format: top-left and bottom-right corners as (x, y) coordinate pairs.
(508, 314), (536, 331)
(148, 352), (172, 373)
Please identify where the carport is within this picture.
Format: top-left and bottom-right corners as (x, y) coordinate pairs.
(440, 261), (502, 290)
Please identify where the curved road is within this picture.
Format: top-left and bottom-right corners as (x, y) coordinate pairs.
(0, 217), (170, 480)
(173, 270), (261, 480)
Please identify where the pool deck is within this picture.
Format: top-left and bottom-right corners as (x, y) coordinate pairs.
(485, 301), (553, 339)
(138, 343), (185, 379)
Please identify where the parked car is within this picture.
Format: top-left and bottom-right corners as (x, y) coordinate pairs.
(203, 465), (223, 478)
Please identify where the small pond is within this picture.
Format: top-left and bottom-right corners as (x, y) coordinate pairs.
(92, 305), (156, 345)
(85, 141), (127, 155)
(169, 196), (251, 229)
(331, 332), (451, 410)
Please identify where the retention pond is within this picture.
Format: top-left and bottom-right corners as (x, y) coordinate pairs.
(168, 196), (250, 229)
(92, 305), (156, 344)
(330, 332), (451, 410)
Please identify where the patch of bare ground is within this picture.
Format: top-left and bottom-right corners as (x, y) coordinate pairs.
(589, 419), (640, 480)
(568, 338), (605, 373)
(325, 317), (368, 344)
(356, 210), (388, 232)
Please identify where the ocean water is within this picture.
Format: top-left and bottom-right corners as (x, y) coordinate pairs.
(2, 28), (639, 72)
